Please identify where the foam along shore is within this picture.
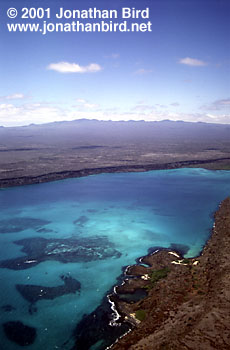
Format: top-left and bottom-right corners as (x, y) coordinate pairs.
(109, 197), (230, 350)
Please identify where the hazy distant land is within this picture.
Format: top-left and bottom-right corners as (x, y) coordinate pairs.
(0, 119), (230, 187)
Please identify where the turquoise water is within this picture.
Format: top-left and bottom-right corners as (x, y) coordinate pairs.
(0, 168), (230, 349)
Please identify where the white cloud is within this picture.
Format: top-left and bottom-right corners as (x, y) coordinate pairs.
(76, 98), (87, 104)
(132, 104), (155, 112)
(201, 98), (230, 111)
(212, 98), (230, 108)
(47, 62), (102, 73)
(134, 68), (153, 75)
(179, 57), (207, 66)
(104, 53), (120, 59)
(6, 93), (25, 100)
(155, 104), (167, 109)
(220, 99), (230, 106)
(75, 98), (99, 110)
(0, 103), (17, 114)
(0, 93), (25, 101)
(0, 103), (65, 127)
(0, 100), (230, 127)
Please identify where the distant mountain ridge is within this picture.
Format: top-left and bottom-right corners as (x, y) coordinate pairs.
(1, 118), (230, 129)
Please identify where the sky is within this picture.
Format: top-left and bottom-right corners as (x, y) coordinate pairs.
(0, 0), (230, 126)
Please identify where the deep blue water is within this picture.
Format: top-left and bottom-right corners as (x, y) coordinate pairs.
(0, 168), (230, 350)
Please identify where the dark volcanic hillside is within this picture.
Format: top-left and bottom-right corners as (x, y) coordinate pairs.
(110, 197), (230, 350)
(0, 119), (230, 187)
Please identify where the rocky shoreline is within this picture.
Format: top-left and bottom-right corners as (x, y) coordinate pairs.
(1, 157), (230, 188)
(108, 197), (230, 350)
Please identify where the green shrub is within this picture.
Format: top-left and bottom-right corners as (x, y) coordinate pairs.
(135, 309), (146, 321)
(182, 258), (190, 264)
(145, 267), (170, 290)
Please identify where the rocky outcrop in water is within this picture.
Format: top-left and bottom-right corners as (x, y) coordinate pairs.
(16, 274), (81, 305)
(0, 217), (50, 234)
(0, 236), (121, 270)
(3, 321), (37, 346)
(1, 304), (16, 312)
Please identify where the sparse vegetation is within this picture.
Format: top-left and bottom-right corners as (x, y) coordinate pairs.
(182, 258), (190, 264)
(146, 267), (170, 290)
(135, 309), (146, 321)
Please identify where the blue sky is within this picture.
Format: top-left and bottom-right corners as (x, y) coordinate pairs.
(0, 0), (229, 126)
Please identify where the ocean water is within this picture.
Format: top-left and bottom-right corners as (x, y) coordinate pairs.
(0, 168), (230, 350)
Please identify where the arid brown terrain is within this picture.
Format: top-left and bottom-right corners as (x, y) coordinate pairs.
(110, 198), (230, 350)
(0, 119), (230, 187)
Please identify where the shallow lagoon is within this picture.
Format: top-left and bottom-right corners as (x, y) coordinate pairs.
(0, 168), (230, 349)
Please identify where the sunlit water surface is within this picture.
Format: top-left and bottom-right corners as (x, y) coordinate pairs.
(0, 168), (230, 349)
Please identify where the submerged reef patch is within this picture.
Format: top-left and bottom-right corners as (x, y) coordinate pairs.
(3, 320), (37, 346)
(36, 227), (54, 233)
(0, 217), (50, 234)
(16, 274), (81, 304)
(1, 304), (16, 312)
(142, 229), (167, 241)
(170, 243), (190, 256)
(0, 236), (121, 270)
(73, 215), (89, 226)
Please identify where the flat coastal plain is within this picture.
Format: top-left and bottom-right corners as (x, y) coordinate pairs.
(0, 119), (230, 187)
